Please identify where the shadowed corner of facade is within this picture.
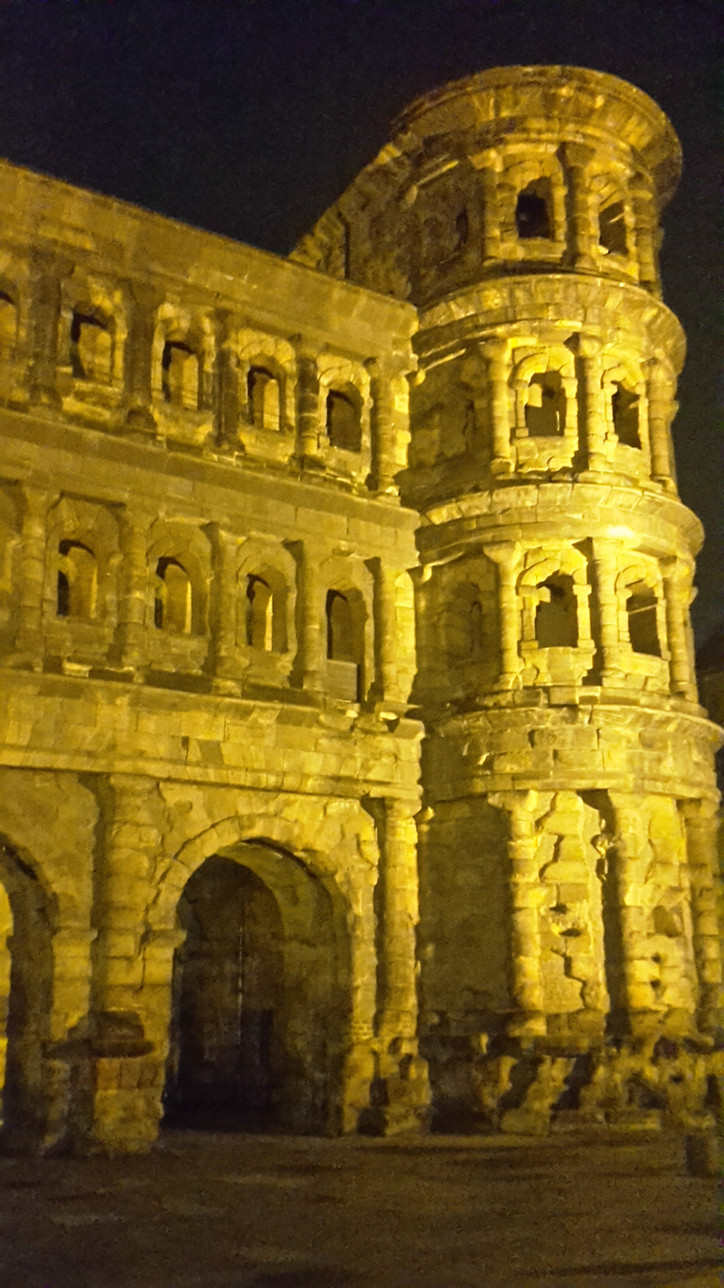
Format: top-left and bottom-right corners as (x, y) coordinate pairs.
(0, 64), (721, 1157)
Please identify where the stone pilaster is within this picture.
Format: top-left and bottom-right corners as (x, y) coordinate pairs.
(27, 253), (62, 408)
(661, 558), (696, 700)
(367, 557), (402, 707)
(571, 333), (607, 471)
(294, 343), (322, 463)
(481, 338), (513, 475)
(590, 537), (625, 685)
(501, 792), (546, 1038)
(485, 541), (521, 689)
(213, 309), (240, 449)
(644, 359), (677, 490)
(114, 507), (149, 672)
(562, 144), (597, 269)
(479, 165), (502, 262)
(205, 523), (243, 686)
(367, 360), (398, 493)
(12, 484), (52, 670)
(288, 539), (322, 693)
(681, 800), (721, 1034)
(122, 281), (159, 434)
(608, 794), (658, 1036)
(631, 178), (660, 295)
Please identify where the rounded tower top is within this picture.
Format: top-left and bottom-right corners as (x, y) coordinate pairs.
(292, 64), (681, 307)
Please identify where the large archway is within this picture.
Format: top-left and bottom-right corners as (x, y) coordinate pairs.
(0, 839), (55, 1149)
(163, 842), (342, 1134)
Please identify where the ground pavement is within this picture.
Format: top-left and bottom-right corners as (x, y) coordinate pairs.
(0, 1129), (720, 1288)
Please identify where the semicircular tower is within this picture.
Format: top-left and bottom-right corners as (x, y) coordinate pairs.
(294, 66), (721, 1131)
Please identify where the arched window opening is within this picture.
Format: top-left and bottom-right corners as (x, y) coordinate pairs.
(326, 590), (355, 661)
(535, 574), (578, 648)
(515, 181), (552, 239)
(0, 292), (17, 359)
(162, 341), (200, 410)
(599, 199), (627, 255)
(246, 575), (273, 650)
(326, 390), (361, 452)
(154, 558), (192, 634)
(626, 582), (661, 656)
(612, 383), (641, 448)
(70, 311), (112, 382)
(247, 367), (281, 431)
(525, 371), (566, 436)
(56, 540), (97, 620)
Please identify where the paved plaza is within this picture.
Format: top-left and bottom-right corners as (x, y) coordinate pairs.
(0, 1129), (720, 1288)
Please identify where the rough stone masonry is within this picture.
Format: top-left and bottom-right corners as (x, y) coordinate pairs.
(0, 64), (720, 1153)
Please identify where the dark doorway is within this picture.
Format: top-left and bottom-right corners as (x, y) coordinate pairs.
(165, 855), (285, 1130)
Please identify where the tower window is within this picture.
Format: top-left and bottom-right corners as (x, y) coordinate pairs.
(525, 372), (566, 436)
(56, 540), (97, 620)
(154, 558), (192, 633)
(599, 199), (627, 255)
(70, 311), (112, 382)
(612, 383), (641, 448)
(535, 574), (578, 647)
(326, 390), (361, 452)
(515, 182), (552, 239)
(162, 341), (200, 410)
(626, 582), (660, 656)
(246, 575), (273, 650)
(247, 366), (281, 431)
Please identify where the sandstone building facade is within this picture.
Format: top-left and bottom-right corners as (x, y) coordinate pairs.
(0, 66), (720, 1152)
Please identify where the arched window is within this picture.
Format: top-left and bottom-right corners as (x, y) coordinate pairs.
(626, 582), (660, 656)
(612, 383), (641, 448)
(599, 198), (627, 255)
(154, 558), (192, 633)
(246, 575), (273, 650)
(535, 574), (578, 647)
(326, 590), (356, 661)
(162, 341), (200, 410)
(525, 372), (566, 436)
(0, 292), (17, 359)
(70, 311), (112, 382)
(56, 540), (97, 620)
(247, 366), (281, 431)
(515, 180), (552, 239)
(326, 390), (361, 452)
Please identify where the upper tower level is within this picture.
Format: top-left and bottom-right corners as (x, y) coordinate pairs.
(292, 65), (681, 305)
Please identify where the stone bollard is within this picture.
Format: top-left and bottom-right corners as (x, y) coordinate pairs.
(684, 1131), (719, 1177)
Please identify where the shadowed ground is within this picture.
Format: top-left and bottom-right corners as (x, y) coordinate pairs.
(0, 1130), (719, 1288)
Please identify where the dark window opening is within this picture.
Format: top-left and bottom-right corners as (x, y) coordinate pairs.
(56, 570), (70, 618)
(326, 390), (361, 452)
(626, 582), (660, 656)
(162, 341), (199, 409)
(535, 574), (578, 647)
(70, 311), (111, 382)
(247, 367), (280, 431)
(326, 590), (355, 661)
(516, 183), (552, 239)
(246, 575), (273, 650)
(599, 199), (627, 255)
(525, 371), (566, 436)
(56, 539), (96, 619)
(612, 383), (641, 448)
(155, 557), (192, 633)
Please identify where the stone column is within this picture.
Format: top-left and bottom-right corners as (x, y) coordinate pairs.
(485, 541), (521, 689)
(644, 360), (676, 490)
(294, 343), (322, 463)
(590, 537), (624, 685)
(204, 524), (244, 686)
(366, 557), (400, 706)
(89, 774), (165, 1152)
(114, 506), (149, 672)
(661, 558), (696, 700)
(27, 254), (62, 408)
(681, 800), (721, 1034)
(562, 144), (597, 269)
(630, 179), (659, 295)
(13, 484), (52, 669)
(367, 360), (399, 494)
(214, 309), (240, 449)
(571, 334), (607, 471)
(504, 791), (546, 1038)
(122, 281), (159, 433)
(608, 793), (657, 1036)
(288, 539), (322, 693)
(373, 797), (430, 1133)
(481, 339), (513, 475)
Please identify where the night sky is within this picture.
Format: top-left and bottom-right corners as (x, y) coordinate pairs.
(0, 0), (719, 644)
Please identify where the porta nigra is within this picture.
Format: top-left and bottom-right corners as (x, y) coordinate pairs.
(0, 66), (720, 1153)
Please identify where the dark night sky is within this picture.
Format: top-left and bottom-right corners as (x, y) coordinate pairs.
(0, 0), (719, 644)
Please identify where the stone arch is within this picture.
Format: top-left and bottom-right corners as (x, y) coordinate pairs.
(0, 836), (57, 1149)
(235, 329), (296, 438)
(43, 496), (120, 666)
(235, 539), (295, 657)
(518, 547), (594, 685)
(154, 815), (354, 1133)
(616, 560), (666, 662)
(603, 355), (648, 457)
(320, 553), (372, 702)
(511, 344), (577, 443)
(318, 354), (370, 463)
(152, 305), (214, 413)
(58, 274), (126, 393)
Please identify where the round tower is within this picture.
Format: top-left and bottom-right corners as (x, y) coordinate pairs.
(294, 66), (721, 1132)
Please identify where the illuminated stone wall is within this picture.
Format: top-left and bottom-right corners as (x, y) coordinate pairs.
(0, 65), (720, 1153)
